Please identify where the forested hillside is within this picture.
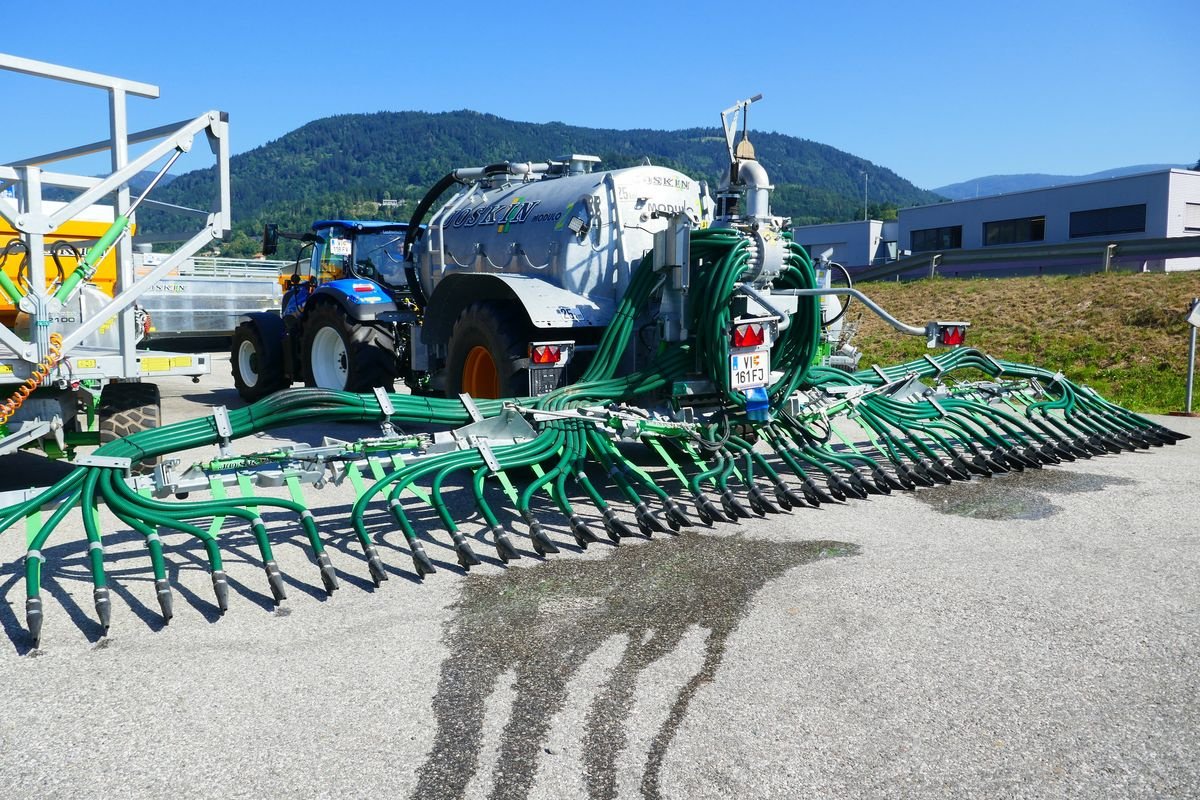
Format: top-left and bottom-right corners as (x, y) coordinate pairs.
(147, 110), (943, 256)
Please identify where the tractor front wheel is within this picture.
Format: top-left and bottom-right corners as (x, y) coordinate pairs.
(231, 321), (287, 402)
(301, 303), (395, 393)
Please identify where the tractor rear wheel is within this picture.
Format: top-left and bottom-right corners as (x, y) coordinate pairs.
(445, 302), (530, 399)
(231, 321), (287, 402)
(301, 302), (395, 393)
(98, 382), (161, 475)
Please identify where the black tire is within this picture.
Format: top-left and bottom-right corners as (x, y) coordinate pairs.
(98, 382), (161, 475)
(445, 302), (531, 399)
(231, 321), (288, 402)
(301, 302), (396, 392)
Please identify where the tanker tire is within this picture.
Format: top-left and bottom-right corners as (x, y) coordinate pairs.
(98, 382), (161, 475)
(231, 321), (287, 402)
(301, 303), (396, 393)
(445, 302), (530, 400)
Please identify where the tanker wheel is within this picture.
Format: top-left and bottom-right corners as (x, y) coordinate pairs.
(446, 302), (530, 399)
(301, 303), (396, 393)
(98, 382), (161, 475)
(231, 321), (287, 402)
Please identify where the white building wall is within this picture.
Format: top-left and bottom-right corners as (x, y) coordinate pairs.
(898, 170), (1177, 250)
(791, 219), (889, 268)
(789, 169), (1200, 275)
(1166, 171), (1200, 271)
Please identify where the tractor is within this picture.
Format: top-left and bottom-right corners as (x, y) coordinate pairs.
(231, 220), (417, 400)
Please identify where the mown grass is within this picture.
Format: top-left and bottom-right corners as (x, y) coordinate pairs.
(846, 271), (1200, 413)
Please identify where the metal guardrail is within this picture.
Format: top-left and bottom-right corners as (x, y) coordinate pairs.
(855, 235), (1200, 282)
(185, 257), (290, 277)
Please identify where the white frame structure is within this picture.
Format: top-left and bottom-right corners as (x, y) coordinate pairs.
(0, 53), (230, 380)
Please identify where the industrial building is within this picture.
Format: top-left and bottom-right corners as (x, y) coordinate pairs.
(791, 168), (1200, 276)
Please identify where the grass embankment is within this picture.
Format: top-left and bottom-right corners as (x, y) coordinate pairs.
(847, 272), (1200, 413)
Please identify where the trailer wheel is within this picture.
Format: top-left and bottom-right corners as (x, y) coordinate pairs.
(231, 321), (287, 402)
(98, 382), (161, 475)
(446, 303), (529, 399)
(302, 302), (395, 392)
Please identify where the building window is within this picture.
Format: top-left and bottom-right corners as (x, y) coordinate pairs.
(910, 225), (962, 252)
(983, 216), (1045, 246)
(1185, 203), (1200, 232)
(1068, 204), (1146, 238)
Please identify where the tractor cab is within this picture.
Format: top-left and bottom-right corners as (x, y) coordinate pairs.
(275, 220), (414, 317)
(309, 220), (410, 291)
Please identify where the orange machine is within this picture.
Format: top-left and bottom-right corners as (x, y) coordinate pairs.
(0, 201), (128, 327)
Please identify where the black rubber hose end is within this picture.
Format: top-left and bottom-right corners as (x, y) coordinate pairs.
(602, 507), (636, 541)
(410, 541), (437, 577)
(876, 467), (910, 491)
(748, 485), (782, 514)
(942, 459), (973, 482)
(491, 526), (522, 563)
(26, 597), (42, 649)
(772, 483), (794, 510)
(212, 570), (230, 613)
(92, 586), (112, 632)
(952, 454), (986, 478)
(569, 515), (600, 548)
(1140, 428), (1170, 447)
(804, 477), (837, 504)
(919, 460), (953, 485)
(992, 448), (1025, 472)
(528, 519), (560, 556)
(693, 496), (721, 526)
(838, 473), (870, 499)
(1034, 444), (1061, 465)
(1050, 443), (1076, 462)
(264, 561), (287, 605)
(900, 463), (935, 488)
(787, 488), (813, 507)
(1017, 450), (1046, 470)
(453, 537), (482, 570)
(851, 469), (883, 496)
(317, 552), (340, 594)
(154, 578), (174, 623)
(1155, 425), (1187, 444)
(634, 503), (668, 536)
(665, 500), (692, 530)
(720, 490), (751, 520)
(822, 476), (847, 501)
(867, 467), (895, 493)
(365, 545), (389, 586)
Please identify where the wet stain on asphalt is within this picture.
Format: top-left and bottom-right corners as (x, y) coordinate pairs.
(915, 470), (1134, 520)
(411, 530), (858, 800)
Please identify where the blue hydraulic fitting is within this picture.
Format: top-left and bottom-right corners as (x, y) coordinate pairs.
(742, 387), (770, 422)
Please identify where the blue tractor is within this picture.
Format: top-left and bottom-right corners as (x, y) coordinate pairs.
(231, 220), (418, 401)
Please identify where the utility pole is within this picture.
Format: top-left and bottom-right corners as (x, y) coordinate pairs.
(1186, 298), (1199, 414)
(861, 171), (869, 221)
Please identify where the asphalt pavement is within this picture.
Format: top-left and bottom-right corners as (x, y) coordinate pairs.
(0, 354), (1197, 799)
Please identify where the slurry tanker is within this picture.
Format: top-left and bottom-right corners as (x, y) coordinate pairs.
(3, 93), (1185, 649)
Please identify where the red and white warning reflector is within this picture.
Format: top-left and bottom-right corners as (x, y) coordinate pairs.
(528, 341), (573, 367)
(531, 344), (561, 365)
(927, 321), (970, 348)
(732, 322), (766, 349)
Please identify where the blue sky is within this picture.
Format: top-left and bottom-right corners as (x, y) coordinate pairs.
(2, 0), (1195, 190)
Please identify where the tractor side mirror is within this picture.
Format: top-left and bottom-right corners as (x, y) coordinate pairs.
(262, 224), (279, 256)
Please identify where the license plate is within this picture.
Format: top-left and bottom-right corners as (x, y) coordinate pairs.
(730, 349), (770, 390)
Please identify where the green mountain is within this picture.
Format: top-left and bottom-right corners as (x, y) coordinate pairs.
(933, 164), (1186, 200)
(148, 110), (942, 256)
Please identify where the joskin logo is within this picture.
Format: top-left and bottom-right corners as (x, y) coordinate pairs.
(447, 197), (541, 232)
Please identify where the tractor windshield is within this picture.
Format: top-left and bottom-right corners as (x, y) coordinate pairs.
(352, 232), (408, 291)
